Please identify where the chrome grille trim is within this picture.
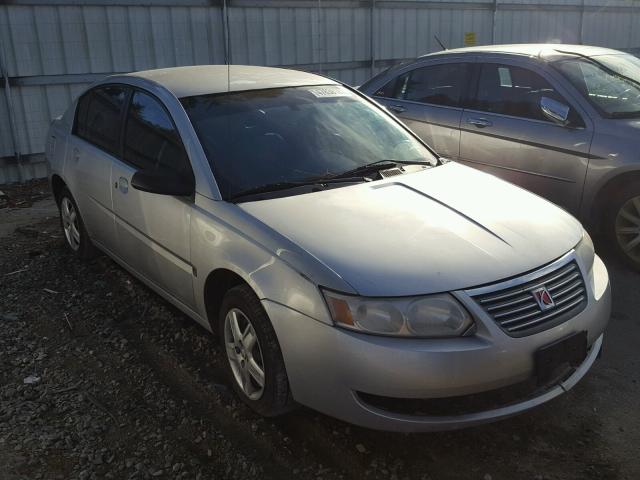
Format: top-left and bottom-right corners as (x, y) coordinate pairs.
(477, 262), (576, 305)
(466, 254), (588, 337)
(507, 296), (586, 333)
(486, 294), (534, 312)
(493, 301), (537, 319)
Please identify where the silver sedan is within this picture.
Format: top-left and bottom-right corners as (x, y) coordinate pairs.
(47, 65), (610, 431)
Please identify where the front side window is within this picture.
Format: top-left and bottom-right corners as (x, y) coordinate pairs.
(474, 64), (569, 121)
(124, 91), (192, 180)
(552, 53), (640, 118)
(375, 63), (468, 108)
(74, 85), (127, 155)
(181, 85), (436, 200)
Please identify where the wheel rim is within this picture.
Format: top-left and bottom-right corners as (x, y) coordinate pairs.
(615, 195), (640, 264)
(60, 197), (80, 251)
(223, 308), (266, 400)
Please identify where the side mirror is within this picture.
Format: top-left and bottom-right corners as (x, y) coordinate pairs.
(540, 96), (570, 125)
(130, 169), (194, 196)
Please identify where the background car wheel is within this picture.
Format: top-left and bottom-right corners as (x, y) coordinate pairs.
(605, 183), (640, 271)
(218, 284), (294, 417)
(58, 188), (97, 260)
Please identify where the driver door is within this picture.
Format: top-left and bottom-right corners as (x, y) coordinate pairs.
(112, 89), (196, 308)
(459, 60), (594, 214)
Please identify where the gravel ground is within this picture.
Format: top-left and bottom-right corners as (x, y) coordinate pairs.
(1, 190), (639, 480)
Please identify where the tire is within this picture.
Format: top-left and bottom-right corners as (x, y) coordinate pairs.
(218, 284), (294, 417)
(58, 187), (97, 260)
(604, 182), (640, 271)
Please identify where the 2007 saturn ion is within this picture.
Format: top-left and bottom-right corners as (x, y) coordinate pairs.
(47, 66), (610, 431)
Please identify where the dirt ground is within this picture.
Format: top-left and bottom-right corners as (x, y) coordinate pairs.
(1, 186), (639, 480)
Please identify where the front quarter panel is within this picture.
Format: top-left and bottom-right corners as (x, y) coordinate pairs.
(581, 119), (640, 224)
(191, 194), (357, 328)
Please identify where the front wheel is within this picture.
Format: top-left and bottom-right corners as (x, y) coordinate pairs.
(605, 184), (640, 271)
(218, 284), (294, 417)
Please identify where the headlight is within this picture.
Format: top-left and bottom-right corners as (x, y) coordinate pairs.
(322, 290), (474, 337)
(575, 230), (595, 272)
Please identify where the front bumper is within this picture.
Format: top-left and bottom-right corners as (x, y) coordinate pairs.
(265, 254), (610, 432)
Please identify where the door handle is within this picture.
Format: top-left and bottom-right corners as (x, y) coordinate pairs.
(467, 117), (492, 128)
(118, 177), (129, 194)
(73, 148), (80, 161)
(388, 104), (406, 113)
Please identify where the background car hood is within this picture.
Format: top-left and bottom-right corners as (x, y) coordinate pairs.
(239, 162), (583, 296)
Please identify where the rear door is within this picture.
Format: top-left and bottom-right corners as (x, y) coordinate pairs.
(66, 85), (128, 252)
(372, 61), (472, 160)
(459, 60), (593, 214)
(111, 90), (196, 308)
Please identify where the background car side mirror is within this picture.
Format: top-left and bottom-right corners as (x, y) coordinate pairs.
(540, 96), (570, 126)
(130, 169), (194, 196)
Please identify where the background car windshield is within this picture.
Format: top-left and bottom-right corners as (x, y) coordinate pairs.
(181, 85), (435, 199)
(553, 53), (640, 117)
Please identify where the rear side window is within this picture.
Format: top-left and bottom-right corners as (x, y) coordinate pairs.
(123, 91), (192, 179)
(474, 64), (570, 121)
(74, 86), (127, 156)
(374, 63), (468, 108)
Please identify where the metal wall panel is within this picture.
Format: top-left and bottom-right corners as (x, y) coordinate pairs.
(583, 11), (638, 47)
(495, 9), (582, 44)
(1, 0), (640, 182)
(375, 7), (493, 57)
(0, 3), (227, 163)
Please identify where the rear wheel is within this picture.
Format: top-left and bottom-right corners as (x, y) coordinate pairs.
(605, 183), (640, 271)
(58, 188), (97, 260)
(218, 284), (294, 416)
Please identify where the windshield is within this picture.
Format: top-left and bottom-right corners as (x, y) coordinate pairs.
(180, 85), (436, 200)
(553, 53), (640, 117)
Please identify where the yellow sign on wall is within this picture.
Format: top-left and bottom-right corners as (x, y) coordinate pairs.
(464, 32), (477, 46)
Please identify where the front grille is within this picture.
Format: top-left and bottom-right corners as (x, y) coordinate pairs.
(471, 260), (587, 337)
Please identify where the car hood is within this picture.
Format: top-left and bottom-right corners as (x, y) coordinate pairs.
(239, 162), (583, 296)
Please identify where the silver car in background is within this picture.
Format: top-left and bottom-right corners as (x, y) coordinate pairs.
(359, 44), (640, 271)
(47, 66), (610, 432)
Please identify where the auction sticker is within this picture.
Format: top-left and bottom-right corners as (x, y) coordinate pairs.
(308, 86), (351, 98)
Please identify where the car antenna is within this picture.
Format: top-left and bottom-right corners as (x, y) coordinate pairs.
(434, 35), (447, 51)
(223, 0), (230, 92)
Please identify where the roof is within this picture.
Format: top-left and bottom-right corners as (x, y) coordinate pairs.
(123, 65), (336, 98)
(420, 43), (624, 59)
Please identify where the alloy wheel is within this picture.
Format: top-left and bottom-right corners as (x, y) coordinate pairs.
(615, 195), (640, 264)
(223, 308), (266, 400)
(61, 197), (81, 251)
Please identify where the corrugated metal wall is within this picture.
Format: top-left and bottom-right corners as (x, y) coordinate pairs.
(2, 0), (640, 183)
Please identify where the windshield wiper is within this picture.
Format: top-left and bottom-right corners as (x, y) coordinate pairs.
(230, 159), (432, 201)
(329, 159), (432, 180)
(230, 176), (367, 202)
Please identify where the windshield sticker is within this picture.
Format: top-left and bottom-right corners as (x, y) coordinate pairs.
(498, 67), (513, 87)
(308, 86), (351, 98)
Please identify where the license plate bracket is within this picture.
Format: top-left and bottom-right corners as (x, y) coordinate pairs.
(535, 331), (587, 385)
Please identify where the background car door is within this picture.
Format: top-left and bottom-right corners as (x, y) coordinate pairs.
(459, 61), (594, 215)
(372, 62), (471, 160)
(66, 85), (128, 252)
(111, 90), (196, 308)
